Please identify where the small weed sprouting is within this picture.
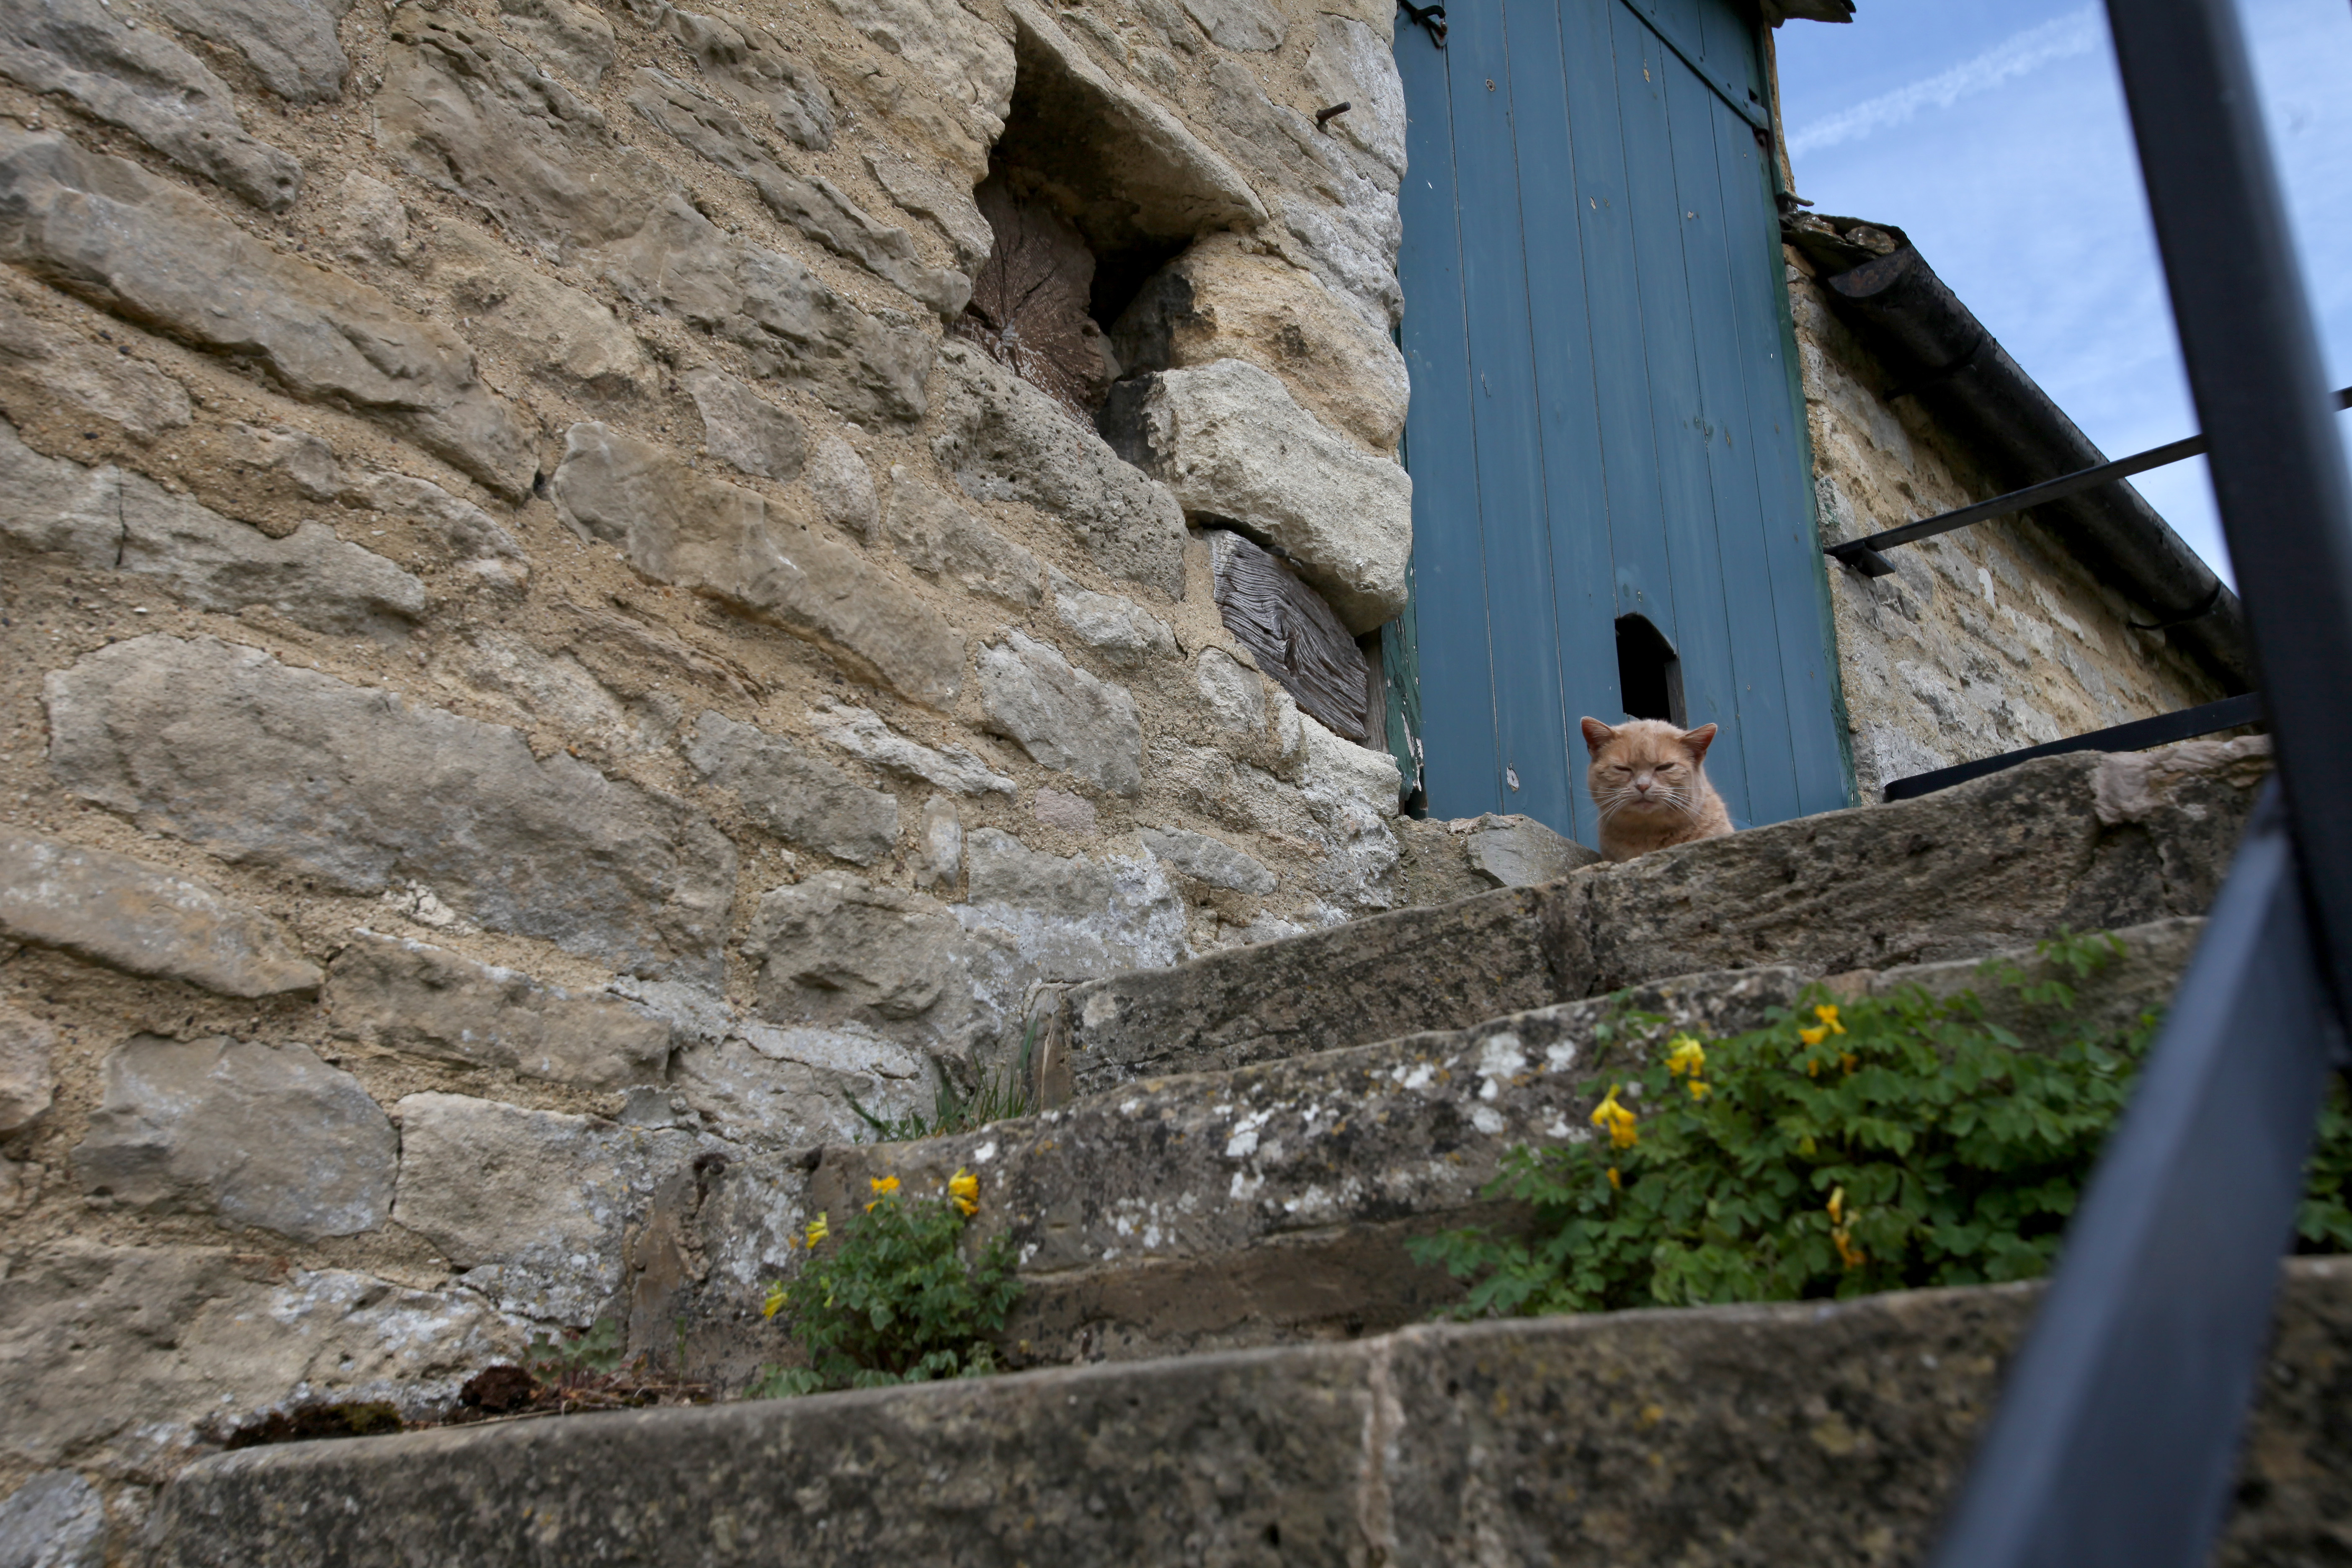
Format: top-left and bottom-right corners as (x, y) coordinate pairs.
(750, 1171), (1021, 1398)
(523, 1318), (625, 1389)
(848, 1020), (1037, 1142)
(1411, 930), (2352, 1318)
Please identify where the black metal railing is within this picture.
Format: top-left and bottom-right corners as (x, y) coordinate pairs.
(1926, 1), (2352, 1564)
(1825, 389), (2351, 579)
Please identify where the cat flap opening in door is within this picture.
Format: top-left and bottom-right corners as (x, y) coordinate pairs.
(1615, 614), (1686, 727)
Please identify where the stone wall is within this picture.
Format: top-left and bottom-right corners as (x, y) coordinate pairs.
(0, 0), (1444, 1525)
(1785, 244), (2223, 801)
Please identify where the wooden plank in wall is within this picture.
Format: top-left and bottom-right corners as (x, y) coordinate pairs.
(1209, 530), (1372, 742)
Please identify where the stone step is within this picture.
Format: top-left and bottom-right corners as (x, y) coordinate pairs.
(811, 918), (2202, 1367)
(1040, 740), (2267, 1101)
(143, 1258), (2352, 1568)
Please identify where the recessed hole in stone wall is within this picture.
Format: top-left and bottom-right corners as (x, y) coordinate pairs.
(951, 27), (1215, 420)
(1210, 528), (1371, 741)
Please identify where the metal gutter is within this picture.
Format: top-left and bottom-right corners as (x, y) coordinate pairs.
(1793, 233), (2253, 691)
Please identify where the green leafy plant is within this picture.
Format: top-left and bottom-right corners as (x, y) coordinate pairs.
(751, 1170), (1021, 1398)
(523, 1317), (625, 1387)
(1408, 930), (2352, 1317)
(2301, 1076), (2352, 1252)
(848, 1021), (1037, 1142)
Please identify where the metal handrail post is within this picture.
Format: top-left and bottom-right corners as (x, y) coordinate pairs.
(1926, 0), (2352, 1563)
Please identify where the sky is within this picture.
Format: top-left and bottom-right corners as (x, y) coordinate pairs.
(1773, 0), (2352, 585)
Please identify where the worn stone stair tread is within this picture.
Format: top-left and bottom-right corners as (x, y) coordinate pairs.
(143, 1257), (2352, 1568)
(812, 918), (2203, 1365)
(1050, 744), (2267, 1100)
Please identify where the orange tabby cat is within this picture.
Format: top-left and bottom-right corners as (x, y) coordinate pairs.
(1579, 717), (1735, 862)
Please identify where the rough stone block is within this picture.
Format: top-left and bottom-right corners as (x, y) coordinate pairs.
(835, 964), (1805, 1359)
(1110, 234), (1408, 454)
(745, 871), (964, 1027)
(0, 287), (191, 439)
(0, 1470), (105, 1568)
(378, 14), (672, 253)
(1301, 17), (1406, 179)
(681, 365), (805, 480)
(129, 1263), (2352, 1568)
(427, 222), (653, 407)
(881, 472), (1043, 606)
(1053, 883), (1585, 1100)
(1138, 825), (1274, 894)
(149, 0), (348, 102)
(1578, 747), (2264, 990)
(1100, 358), (1411, 633)
(659, 6), (835, 150)
(0, 1241), (514, 1477)
(498, 0), (614, 88)
(0, 827), (322, 998)
(807, 699), (1013, 796)
(830, 0), (1012, 132)
(930, 341), (1187, 598)
(44, 636), (737, 983)
(1000, 0), (1264, 239)
(73, 1036), (396, 1241)
(0, 0), (302, 208)
(0, 129), (534, 495)
(597, 195), (934, 424)
(392, 1092), (708, 1322)
(629, 68), (967, 316)
(804, 435), (879, 539)
(864, 144), (990, 265)
(683, 711), (899, 865)
(977, 631), (1143, 797)
(0, 420), (425, 637)
(0, 1002), (56, 1134)
(959, 828), (1188, 980)
(673, 1020), (932, 1150)
(1460, 813), (1599, 888)
(1050, 573), (1178, 668)
(554, 422), (963, 707)
(846, 917), (2197, 1360)
(324, 932), (671, 1090)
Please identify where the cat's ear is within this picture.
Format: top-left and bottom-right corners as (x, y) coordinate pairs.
(1680, 723), (1718, 762)
(1579, 717), (1615, 754)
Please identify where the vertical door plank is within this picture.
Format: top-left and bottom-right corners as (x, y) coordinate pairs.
(1503, 0), (1620, 846)
(1441, 1), (1578, 831)
(1609, 2), (1753, 820)
(1395, 34), (1503, 819)
(1666, 62), (1803, 825)
(1561, 0), (1679, 657)
(1709, 69), (1854, 815)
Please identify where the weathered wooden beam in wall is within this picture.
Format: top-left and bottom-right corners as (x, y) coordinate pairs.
(1208, 529), (1371, 742)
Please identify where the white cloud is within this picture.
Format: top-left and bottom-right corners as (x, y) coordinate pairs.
(1787, 8), (2102, 157)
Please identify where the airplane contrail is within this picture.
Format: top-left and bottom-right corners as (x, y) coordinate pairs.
(1787, 9), (2103, 158)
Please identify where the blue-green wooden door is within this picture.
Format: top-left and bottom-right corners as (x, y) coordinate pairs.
(1395, 0), (1850, 843)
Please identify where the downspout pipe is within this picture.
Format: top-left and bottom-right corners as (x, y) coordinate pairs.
(1823, 244), (2252, 692)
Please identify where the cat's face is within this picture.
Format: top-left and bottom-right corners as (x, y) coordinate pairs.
(1580, 718), (1718, 823)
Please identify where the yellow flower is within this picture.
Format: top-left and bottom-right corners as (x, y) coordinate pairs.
(1664, 1036), (1707, 1078)
(1606, 1166), (1622, 1190)
(1826, 1186), (1845, 1224)
(871, 1175), (901, 1196)
(1833, 1227), (1867, 1270)
(761, 1283), (787, 1320)
(1591, 1084), (1639, 1150)
(949, 1167), (980, 1217)
(804, 1213), (829, 1247)
(1813, 1003), (1846, 1037)
(1841, 1052), (1858, 1075)
(1687, 1078), (1711, 1102)
(1798, 1025), (1828, 1047)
